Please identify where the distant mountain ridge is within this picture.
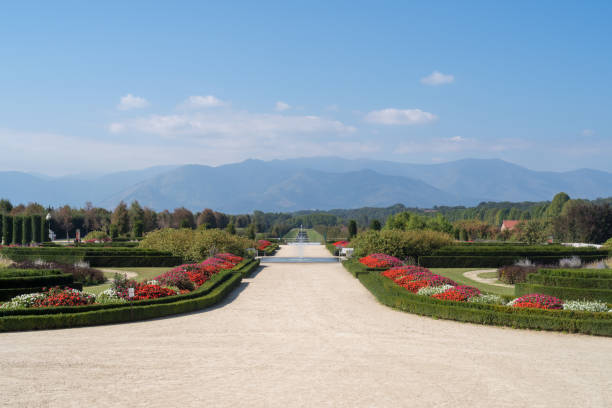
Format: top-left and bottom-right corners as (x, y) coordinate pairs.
(1, 158), (611, 212)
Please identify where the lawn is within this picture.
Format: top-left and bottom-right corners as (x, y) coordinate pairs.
(283, 228), (299, 239)
(431, 268), (514, 297)
(305, 229), (324, 243)
(83, 267), (172, 295)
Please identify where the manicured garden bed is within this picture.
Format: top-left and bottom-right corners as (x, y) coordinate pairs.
(344, 254), (612, 336)
(0, 255), (259, 331)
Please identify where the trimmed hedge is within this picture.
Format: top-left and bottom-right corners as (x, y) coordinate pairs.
(0, 247), (181, 267)
(326, 243), (339, 256)
(263, 244), (279, 256)
(537, 268), (612, 279)
(357, 270), (612, 336)
(432, 245), (609, 256)
(235, 258), (260, 278)
(526, 274), (612, 289)
(418, 255), (608, 268)
(0, 271), (73, 289)
(515, 284), (612, 303)
(0, 283), (84, 302)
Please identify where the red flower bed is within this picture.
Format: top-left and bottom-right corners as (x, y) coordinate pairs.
(257, 240), (272, 250)
(400, 280), (430, 293)
(34, 287), (95, 307)
(216, 253), (243, 264)
(359, 253), (403, 268)
(430, 285), (480, 302)
(133, 284), (176, 300)
(431, 290), (467, 302)
(511, 294), (563, 310)
(333, 241), (350, 248)
(159, 253), (244, 289)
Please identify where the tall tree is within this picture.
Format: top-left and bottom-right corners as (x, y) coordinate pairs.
(348, 220), (358, 238)
(172, 207), (195, 229)
(197, 209), (217, 228)
(0, 199), (13, 214)
(546, 192), (570, 218)
(111, 201), (130, 235)
(54, 205), (74, 239)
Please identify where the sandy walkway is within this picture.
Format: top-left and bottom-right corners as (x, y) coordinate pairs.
(1, 245), (611, 407)
(463, 269), (514, 288)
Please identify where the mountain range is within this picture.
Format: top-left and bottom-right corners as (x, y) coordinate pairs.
(1, 158), (612, 213)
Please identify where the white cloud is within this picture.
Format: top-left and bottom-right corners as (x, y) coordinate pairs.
(420, 71), (455, 86)
(396, 137), (531, 155)
(448, 136), (466, 142)
(275, 101), (291, 111)
(180, 95), (227, 109)
(581, 129), (595, 136)
(117, 94), (149, 110)
(109, 111), (356, 138)
(364, 108), (437, 125)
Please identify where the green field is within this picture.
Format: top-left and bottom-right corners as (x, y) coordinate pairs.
(305, 229), (324, 243)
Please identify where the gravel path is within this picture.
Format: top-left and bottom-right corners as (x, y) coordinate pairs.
(463, 269), (514, 288)
(1, 245), (611, 407)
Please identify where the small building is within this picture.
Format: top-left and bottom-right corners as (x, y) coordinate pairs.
(500, 220), (521, 232)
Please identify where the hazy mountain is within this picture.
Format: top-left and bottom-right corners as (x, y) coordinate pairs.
(1, 158), (611, 212)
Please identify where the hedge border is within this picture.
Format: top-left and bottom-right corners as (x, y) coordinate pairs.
(344, 263), (612, 336)
(515, 283), (612, 303)
(418, 255), (609, 268)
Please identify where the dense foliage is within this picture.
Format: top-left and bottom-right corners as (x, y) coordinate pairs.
(139, 228), (253, 262)
(351, 229), (454, 259)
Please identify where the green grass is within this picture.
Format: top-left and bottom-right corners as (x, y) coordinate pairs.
(305, 229), (324, 243)
(83, 267), (171, 295)
(431, 268), (514, 297)
(283, 228), (299, 239)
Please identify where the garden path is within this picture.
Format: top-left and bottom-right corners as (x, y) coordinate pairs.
(1, 244), (611, 407)
(463, 269), (514, 288)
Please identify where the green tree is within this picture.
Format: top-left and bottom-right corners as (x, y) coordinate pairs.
(369, 219), (382, 231)
(517, 219), (550, 244)
(197, 209), (217, 229)
(111, 201), (130, 235)
(0, 199), (13, 214)
(348, 220), (358, 238)
(546, 192), (570, 218)
(226, 223), (236, 235)
(246, 223), (256, 240)
(128, 201), (145, 232)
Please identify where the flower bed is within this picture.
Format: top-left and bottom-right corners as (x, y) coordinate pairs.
(1, 253), (246, 310)
(359, 253), (403, 269)
(333, 241), (350, 248)
(257, 240), (272, 251)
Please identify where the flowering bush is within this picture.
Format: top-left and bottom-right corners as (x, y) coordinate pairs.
(34, 287), (96, 308)
(468, 294), (505, 305)
(154, 268), (195, 291)
(508, 294), (563, 310)
(333, 241), (350, 248)
(216, 253), (243, 264)
(0, 293), (46, 309)
(359, 253), (403, 268)
(431, 290), (468, 302)
(95, 288), (126, 304)
(417, 284), (455, 297)
(561, 300), (609, 312)
(562, 300), (609, 312)
(157, 252), (244, 289)
(132, 284), (177, 300)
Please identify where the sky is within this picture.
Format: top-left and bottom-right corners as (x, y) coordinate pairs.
(1, 0), (611, 176)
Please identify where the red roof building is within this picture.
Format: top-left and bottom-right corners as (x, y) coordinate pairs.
(501, 220), (522, 231)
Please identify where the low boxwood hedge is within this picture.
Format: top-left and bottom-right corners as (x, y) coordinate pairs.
(0, 271), (73, 289)
(83, 255), (182, 267)
(526, 274), (612, 289)
(537, 268), (612, 279)
(357, 270), (612, 336)
(326, 243), (339, 256)
(0, 282), (84, 302)
(432, 245), (609, 256)
(418, 255), (608, 268)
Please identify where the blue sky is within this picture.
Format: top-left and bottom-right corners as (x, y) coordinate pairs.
(1, 1), (611, 175)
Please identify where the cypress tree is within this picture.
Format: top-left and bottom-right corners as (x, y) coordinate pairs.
(2, 215), (12, 245)
(31, 215), (41, 243)
(22, 217), (32, 245)
(12, 217), (23, 245)
(41, 215), (48, 242)
(348, 220), (358, 238)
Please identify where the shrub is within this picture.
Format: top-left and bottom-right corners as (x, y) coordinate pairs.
(351, 229), (454, 259)
(84, 230), (110, 241)
(10, 260), (105, 285)
(154, 269), (195, 291)
(498, 265), (537, 284)
(140, 228), (253, 262)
